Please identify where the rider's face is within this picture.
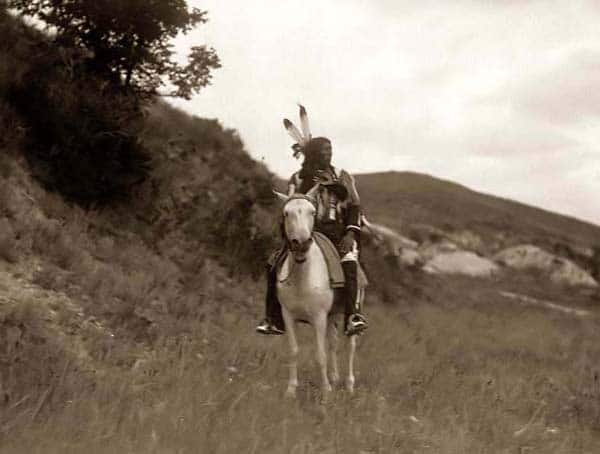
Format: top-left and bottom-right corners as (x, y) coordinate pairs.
(318, 143), (332, 167)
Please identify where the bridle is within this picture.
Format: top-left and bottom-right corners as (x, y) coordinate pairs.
(283, 194), (318, 263)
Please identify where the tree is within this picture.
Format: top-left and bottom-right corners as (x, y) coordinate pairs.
(8, 0), (220, 99)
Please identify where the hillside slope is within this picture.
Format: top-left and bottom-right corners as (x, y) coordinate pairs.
(0, 8), (283, 433)
(356, 171), (600, 257)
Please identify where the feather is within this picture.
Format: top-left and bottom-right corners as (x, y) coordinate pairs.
(298, 104), (311, 141)
(292, 143), (303, 158)
(283, 118), (305, 144)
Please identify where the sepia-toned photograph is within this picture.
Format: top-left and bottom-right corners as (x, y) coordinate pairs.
(0, 1), (599, 452)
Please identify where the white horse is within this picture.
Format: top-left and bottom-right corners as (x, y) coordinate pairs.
(273, 185), (361, 397)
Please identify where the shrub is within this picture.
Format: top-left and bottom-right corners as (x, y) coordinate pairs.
(0, 179), (20, 218)
(0, 297), (72, 411)
(31, 262), (66, 291)
(0, 102), (25, 156)
(0, 218), (18, 263)
(30, 217), (86, 270)
(7, 38), (151, 206)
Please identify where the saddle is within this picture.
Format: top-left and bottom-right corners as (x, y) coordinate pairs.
(270, 231), (368, 289)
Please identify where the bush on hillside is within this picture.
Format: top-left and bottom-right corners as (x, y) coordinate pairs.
(5, 37), (151, 205)
(208, 192), (277, 278)
(0, 297), (75, 412)
(0, 218), (19, 263)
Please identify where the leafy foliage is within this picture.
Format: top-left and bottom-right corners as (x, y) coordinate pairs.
(0, 10), (151, 205)
(7, 52), (150, 204)
(8, 0), (220, 99)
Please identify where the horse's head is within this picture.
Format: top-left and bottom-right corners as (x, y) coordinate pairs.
(274, 185), (319, 260)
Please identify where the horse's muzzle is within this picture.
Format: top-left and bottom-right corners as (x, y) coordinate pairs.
(289, 237), (313, 255)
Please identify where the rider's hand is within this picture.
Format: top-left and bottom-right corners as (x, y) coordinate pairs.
(339, 231), (356, 256)
(312, 170), (335, 186)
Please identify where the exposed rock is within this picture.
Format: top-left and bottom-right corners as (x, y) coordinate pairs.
(494, 244), (598, 287)
(362, 219), (417, 252)
(447, 230), (484, 253)
(361, 217), (420, 265)
(398, 248), (423, 267)
(419, 240), (459, 261)
(550, 259), (598, 287)
(571, 245), (594, 259)
(423, 251), (499, 277)
(495, 244), (556, 269)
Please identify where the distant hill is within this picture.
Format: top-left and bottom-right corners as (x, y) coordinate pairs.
(355, 171), (600, 257)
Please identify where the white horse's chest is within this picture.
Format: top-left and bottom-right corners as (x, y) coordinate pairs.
(277, 249), (333, 320)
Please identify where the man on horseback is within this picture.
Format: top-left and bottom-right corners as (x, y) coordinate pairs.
(256, 106), (369, 337)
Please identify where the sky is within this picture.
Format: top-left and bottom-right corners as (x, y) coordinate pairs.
(171, 0), (600, 226)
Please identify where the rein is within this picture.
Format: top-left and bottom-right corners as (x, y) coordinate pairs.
(282, 194), (318, 263)
(287, 236), (313, 263)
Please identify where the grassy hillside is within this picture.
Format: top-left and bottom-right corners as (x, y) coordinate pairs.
(2, 9), (600, 454)
(0, 7), (281, 439)
(4, 275), (600, 454)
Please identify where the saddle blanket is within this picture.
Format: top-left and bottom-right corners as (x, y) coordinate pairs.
(270, 231), (368, 289)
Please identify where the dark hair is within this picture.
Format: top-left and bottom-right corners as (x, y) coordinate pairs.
(298, 137), (332, 189)
(304, 137), (331, 159)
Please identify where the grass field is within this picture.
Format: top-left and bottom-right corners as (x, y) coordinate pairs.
(3, 273), (600, 454)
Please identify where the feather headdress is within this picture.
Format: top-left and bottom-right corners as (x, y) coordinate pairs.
(283, 104), (312, 158)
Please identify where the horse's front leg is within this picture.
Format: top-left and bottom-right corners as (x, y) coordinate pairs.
(314, 314), (332, 394)
(347, 334), (357, 393)
(346, 288), (363, 393)
(327, 317), (339, 386)
(281, 306), (299, 398)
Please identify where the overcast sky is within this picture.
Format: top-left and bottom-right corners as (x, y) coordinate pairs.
(172, 0), (600, 226)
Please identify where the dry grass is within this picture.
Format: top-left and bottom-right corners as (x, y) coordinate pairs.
(2, 276), (600, 454)
(0, 170), (598, 454)
(0, 218), (18, 263)
(1, 152), (598, 453)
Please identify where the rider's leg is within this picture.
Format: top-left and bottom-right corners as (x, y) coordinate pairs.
(265, 266), (285, 330)
(340, 242), (368, 336)
(256, 250), (286, 335)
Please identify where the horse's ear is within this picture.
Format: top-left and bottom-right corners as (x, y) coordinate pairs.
(273, 190), (289, 203)
(305, 183), (320, 199)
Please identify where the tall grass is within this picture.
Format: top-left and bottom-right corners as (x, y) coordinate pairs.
(2, 287), (600, 454)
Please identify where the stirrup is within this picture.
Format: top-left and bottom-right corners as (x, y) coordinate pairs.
(345, 314), (368, 336)
(256, 319), (285, 335)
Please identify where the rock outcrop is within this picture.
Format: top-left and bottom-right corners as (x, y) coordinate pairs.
(423, 251), (499, 277)
(494, 244), (597, 287)
(419, 240), (458, 261)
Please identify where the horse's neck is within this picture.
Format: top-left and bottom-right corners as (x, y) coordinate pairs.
(278, 240), (334, 318)
(284, 242), (330, 289)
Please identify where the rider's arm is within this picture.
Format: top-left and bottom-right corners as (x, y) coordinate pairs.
(339, 170), (361, 236)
